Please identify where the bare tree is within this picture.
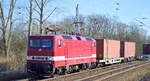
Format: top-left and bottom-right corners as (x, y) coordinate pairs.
(34, 0), (56, 35)
(0, 0), (17, 56)
(85, 15), (113, 38)
(28, 0), (33, 36)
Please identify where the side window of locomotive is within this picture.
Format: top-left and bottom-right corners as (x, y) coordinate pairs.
(58, 40), (62, 48)
(94, 42), (96, 47)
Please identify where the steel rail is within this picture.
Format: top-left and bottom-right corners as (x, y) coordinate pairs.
(74, 61), (150, 81)
(35, 61), (142, 81)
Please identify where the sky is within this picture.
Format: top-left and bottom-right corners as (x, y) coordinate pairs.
(53, 0), (150, 34)
(51, 0), (150, 23)
(2, 0), (150, 30)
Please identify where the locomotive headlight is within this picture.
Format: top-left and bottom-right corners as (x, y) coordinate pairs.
(45, 57), (48, 60)
(32, 56), (35, 60)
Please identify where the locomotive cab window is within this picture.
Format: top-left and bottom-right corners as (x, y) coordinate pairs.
(29, 38), (53, 48)
(58, 40), (62, 48)
(41, 39), (53, 48)
(30, 39), (40, 48)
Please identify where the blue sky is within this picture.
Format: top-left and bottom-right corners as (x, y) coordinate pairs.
(55, 0), (150, 33)
(3, 0), (150, 28)
(57, 0), (150, 24)
(1, 0), (150, 38)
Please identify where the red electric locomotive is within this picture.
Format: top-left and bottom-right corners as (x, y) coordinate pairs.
(27, 35), (96, 75)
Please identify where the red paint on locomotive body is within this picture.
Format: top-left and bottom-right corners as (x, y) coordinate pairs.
(27, 35), (96, 68)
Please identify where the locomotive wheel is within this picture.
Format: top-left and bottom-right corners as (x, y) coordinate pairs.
(55, 67), (65, 75)
(82, 64), (87, 70)
(57, 68), (63, 75)
(75, 65), (80, 72)
(91, 62), (96, 69)
(72, 65), (80, 72)
(87, 63), (92, 69)
(66, 66), (72, 74)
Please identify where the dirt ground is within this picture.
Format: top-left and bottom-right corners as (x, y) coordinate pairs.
(140, 73), (150, 81)
(99, 63), (150, 81)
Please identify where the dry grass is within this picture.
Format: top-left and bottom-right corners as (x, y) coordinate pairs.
(0, 57), (8, 63)
(102, 63), (150, 81)
(0, 56), (8, 71)
(0, 52), (26, 71)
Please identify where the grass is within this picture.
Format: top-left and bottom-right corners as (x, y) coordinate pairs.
(0, 52), (26, 71)
(0, 56), (9, 71)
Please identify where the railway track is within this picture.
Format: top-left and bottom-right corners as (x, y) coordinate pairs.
(75, 61), (150, 81)
(17, 60), (146, 81)
(16, 60), (149, 81)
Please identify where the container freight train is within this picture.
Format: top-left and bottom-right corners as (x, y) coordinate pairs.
(27, 35), (136, 75)
(96, 39), (135, 65)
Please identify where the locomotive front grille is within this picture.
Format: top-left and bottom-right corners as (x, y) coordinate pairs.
(27, 63), (53, 73)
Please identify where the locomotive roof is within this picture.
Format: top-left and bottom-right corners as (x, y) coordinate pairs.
(29, 35), (96, 41)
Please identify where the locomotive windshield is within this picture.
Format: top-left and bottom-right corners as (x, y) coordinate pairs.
(29, 38), (53, 48)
